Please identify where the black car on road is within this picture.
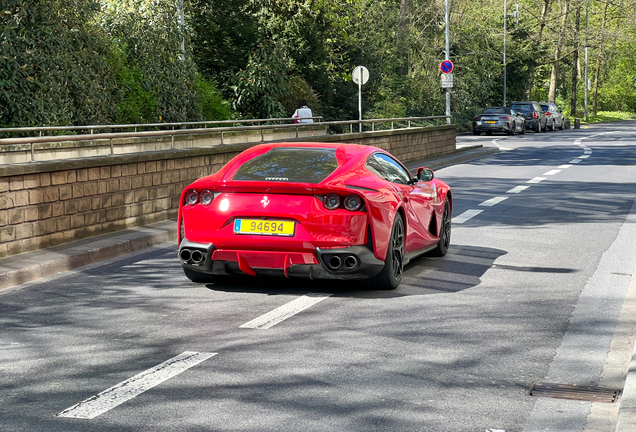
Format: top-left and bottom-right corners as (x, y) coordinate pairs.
(540, 102), (565, 130)
(472, 107), (526, 136)
(510, 101), (547, 133)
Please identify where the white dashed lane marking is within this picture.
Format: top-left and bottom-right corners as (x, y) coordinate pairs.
(479, 197), (508, 207)
(57, 351), (217, 419)
(240, 293), (332, 329)
(543, 169), (562, 176)
(452, 209), (483, 224)
(569, 159), (582, 164)
(578, 155), (590, 159)
(527, 177), (546, 184)
(558, 164), (572, 169)
(507, 185), (530, 194)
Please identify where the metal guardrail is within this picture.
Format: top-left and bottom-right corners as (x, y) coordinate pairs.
(0, 117), (324, 135)
(0, 116), (449, 162)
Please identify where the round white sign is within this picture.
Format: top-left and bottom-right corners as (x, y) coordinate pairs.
(352, 66), (369, 85)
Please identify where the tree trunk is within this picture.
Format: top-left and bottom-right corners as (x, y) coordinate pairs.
(571, 0), (581, 116)
(592, 2), (609, 115)
(397, 0), (413, 75)
(527, 0), (552, 98)
(548, 0), (570, 102)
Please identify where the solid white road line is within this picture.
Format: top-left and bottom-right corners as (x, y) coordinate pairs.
(452, 209), (483, 224)
(543, 169), (562, 176)
(240, 293), (332, 329)
(507, 185), (530, 194)
(569, 159), (582, 164)
(479, 197), (509, 207)
(57, 351), (217, 419)
(527, 177), (546, 184)
(558, 164), (573, 169)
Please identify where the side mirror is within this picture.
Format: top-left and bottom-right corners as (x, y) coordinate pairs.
(417, 167), (434, 182)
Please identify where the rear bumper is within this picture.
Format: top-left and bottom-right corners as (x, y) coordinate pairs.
(179, 240), (384, 280)
(473, 123), (511, 132)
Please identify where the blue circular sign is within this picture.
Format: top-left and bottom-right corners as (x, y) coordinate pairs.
(440, 60), (454, 73)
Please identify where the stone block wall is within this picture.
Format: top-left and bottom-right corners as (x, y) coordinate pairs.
(0, 125), (455, 258)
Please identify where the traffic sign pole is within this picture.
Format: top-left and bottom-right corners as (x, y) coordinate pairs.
(444, 0), (451, 125)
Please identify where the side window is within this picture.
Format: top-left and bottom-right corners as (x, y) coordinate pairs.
(373, 154), (412, 185)
(365, 156), (387, 180)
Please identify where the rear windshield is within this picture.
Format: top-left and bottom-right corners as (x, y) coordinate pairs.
(540, 105), (550, 111)
(511, 103), (534, 110)
(233, 148), (338, 183)
(483, 108), (509, 114)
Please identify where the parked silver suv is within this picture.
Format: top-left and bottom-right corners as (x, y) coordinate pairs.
(540, 102), (565, 131)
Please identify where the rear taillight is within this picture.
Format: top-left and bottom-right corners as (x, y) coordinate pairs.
(500, 116), (511, 119)
(323, 194), (340, 210)
(343, 195), (363, 212)
(185, 190), (198, 205)
(473, 116), (480, 121)
(533, 111), (538, 119)
(545, 112), (551, 116)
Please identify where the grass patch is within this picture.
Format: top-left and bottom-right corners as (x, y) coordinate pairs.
(580, 111), (636, 123)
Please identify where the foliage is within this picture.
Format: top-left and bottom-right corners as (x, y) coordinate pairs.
(3, 0), (636, 128)
(581, 111), (636, 123)
(230, 43), (292, 119)
(196, 75), (235, 120)
(0, 0), (117, 127)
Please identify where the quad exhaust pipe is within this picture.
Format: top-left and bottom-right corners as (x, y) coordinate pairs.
(180, 248), (206, 265)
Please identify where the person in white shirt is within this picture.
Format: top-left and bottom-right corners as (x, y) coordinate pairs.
(292, 100), (313, 123)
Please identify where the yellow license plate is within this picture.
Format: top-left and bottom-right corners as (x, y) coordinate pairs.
(234, 219), (295, 236)
(485, 121), (497, 124)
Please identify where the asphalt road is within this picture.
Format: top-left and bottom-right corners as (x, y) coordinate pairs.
(2, 122), (636, 432)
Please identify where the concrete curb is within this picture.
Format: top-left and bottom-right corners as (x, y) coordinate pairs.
(0, 145), (496, 291)
(616, 271), (636, 432)
(0, 220), (177, 290)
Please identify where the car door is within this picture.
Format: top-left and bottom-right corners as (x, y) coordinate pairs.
(371, 153), (437, 253)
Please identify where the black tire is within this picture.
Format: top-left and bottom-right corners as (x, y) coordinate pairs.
(558, 120), (564, 130)
(506, 123), (515, 135)
(520, 124), (526, 134)
(547, 120), (554, 131)
(534, 121), (541, 133)
(184, 267), (215, 283)
(366, 213), (405, 290)
(542, 121), (548, 132)
(431, 198), (451, 257)
(472, 130), (480, 136)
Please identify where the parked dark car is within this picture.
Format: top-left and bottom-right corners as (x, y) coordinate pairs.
(510, 101), (547, 133)
(540, 102), (565, 130)
(472, 107), (526, 136)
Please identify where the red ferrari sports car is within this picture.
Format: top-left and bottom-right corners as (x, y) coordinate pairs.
(178, 142), (452, 290)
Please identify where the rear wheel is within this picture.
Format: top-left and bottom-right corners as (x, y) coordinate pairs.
(431, 198), (451, 257)
(520, 124), (526, 134)
(506, 123), (515, 135)
(558, 119), (564, 130)
(548, 120), (554, 131)
(184, 268), (215, 283)
(366, 214), (404, 290)
(533, 121), (541, 133)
